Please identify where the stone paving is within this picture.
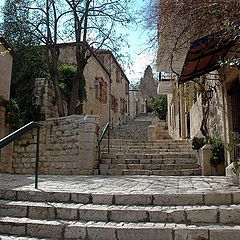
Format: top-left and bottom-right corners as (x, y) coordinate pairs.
(0, 174), (239, 194)
(1, 174), (240, 239)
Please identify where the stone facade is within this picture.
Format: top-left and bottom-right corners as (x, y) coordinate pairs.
(12, 115), (99, 175)
(0, 37), (14, 173)
(34, 45), (129, 128)
(139, 65), (158, 102)
(0, 39), (13, 100)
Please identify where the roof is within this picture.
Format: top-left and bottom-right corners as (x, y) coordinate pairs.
(96, 49), (130, 84)
(57, 42), (111, 77)
(0, 36), (16, 58)
(179, 32), (238, 83)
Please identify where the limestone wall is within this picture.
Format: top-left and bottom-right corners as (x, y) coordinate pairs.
(0, 105), (13, 173)
(12, 115), (99, 175)
(0, 45), (13, 100)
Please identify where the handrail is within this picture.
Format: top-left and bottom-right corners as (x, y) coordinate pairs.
(0, 121), (43, 189)
(97, 122), (110, 162)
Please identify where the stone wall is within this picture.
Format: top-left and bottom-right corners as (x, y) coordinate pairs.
(12, 115), (99, 175)
(0, 105), (13, 173)
(0, 44), (13, 100)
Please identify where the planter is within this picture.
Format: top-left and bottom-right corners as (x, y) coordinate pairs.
(226, 162), (239, 185)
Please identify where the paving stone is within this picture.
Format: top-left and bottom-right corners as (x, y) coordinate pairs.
(116, 222), (172, 240)
(92, 193), (114, 204)
(71, 192), (90, 204)
(219, 206), (240, 224)
(174, 226), (208, 240)
(209, 226), (240, 240)
(204, 193), (232, 205)
(115, 194), (153, 205)
(26, 220), (63, 239)
(87, 222), (118, 240)
(186, 206), (218, 223)
(64, 222), (87, 239)
(153, 193), (204, 206)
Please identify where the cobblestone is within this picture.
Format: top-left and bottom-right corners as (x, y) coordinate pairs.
(1, 174), (238, 195)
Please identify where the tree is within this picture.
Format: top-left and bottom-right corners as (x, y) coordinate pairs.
(1, 0), (49, 125)
(147, 0), (240, 74)
(153, 95), (167, 120)
(3, 0), (135, 116)
(64, 0), (135, 114)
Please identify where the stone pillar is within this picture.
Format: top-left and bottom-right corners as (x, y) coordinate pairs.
(179, 85), (187, 139)
(0, 105), (13, 173)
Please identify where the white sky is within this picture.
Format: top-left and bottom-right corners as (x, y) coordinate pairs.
(0, 0), (157, 83)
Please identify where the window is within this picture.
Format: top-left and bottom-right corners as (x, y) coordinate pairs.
(125, 83), (129, 95)
(120, 98), (127, 113)
(95, 77), (107, 104)
(99, 80), (108, 104)
(111, 95), (118, 113)
(116, 69), (121, 83)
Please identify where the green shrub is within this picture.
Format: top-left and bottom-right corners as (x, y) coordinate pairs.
(208, 136), (224, 166)
(153, 95), (167, 120)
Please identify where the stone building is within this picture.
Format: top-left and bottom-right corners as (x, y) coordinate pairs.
(34, 43), (129, 128)
(0, 37), (15, 173)
(129, 66), (158, 119)
(157, 7), (240, 167)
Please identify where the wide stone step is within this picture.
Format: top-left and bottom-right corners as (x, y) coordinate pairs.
(1, 200), (240, 225)
(100, 169), (201, 176)
(0, 234), (53, 240)
(1, 217), (240, 240)
(1, 189), (238, 206)
(101, 149), (195, 154)
(102, 153), (196, 159)
(100, 158), (198, 164)
(99, 163), (200, 171)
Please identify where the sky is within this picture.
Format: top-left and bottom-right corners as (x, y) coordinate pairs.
(0, 0), (156, 84)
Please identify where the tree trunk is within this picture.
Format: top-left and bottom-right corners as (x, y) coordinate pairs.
(51, 73), (65, 117)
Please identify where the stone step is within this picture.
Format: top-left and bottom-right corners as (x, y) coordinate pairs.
(0, 234), (53, 240)
(1, 189), (238, 206)
(99, 163), (200, 171)
(119, 143), (191, 147)
(1, 200), (240, 225)
(101, 149), (195, 154)
(100, 169), (201, 176)
(102, 139), (193, 145)
(101, 153), (196, 159)
(100, 158), (198, 164)
(1, 217), (240, 240)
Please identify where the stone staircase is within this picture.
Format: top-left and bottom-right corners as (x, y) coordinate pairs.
(1, 188), (240, 239)
(100, 116), (201, 176)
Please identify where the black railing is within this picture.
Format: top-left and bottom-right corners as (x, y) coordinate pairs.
(0, 121), (43, 189)
(98, 122), (110, 161)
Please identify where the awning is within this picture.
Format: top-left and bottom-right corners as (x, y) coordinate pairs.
(179, 32), (237, 83)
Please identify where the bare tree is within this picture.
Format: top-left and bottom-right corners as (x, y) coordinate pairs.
(65, 0), (134, 114)
(7, 0), (135, 116)
(146, 0), (240, 74)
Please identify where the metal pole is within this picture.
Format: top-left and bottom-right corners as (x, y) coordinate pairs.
(108, 58), (112, 154)
(35, 127), (40, 189)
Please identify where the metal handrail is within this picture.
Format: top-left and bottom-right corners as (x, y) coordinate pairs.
(97, 122), (110, 161)
(0, 121), (43, 189)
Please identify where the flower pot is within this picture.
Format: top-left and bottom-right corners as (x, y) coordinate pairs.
(226, 162), (239, 185)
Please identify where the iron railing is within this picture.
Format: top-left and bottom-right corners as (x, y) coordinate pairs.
(98, 122), (110, 161)
(0, 121), (43, 189)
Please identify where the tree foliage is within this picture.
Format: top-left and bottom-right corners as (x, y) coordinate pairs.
(153, 94), (167, 120)
(148, 0), (240, 73)
(2, 0), (136, 116)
